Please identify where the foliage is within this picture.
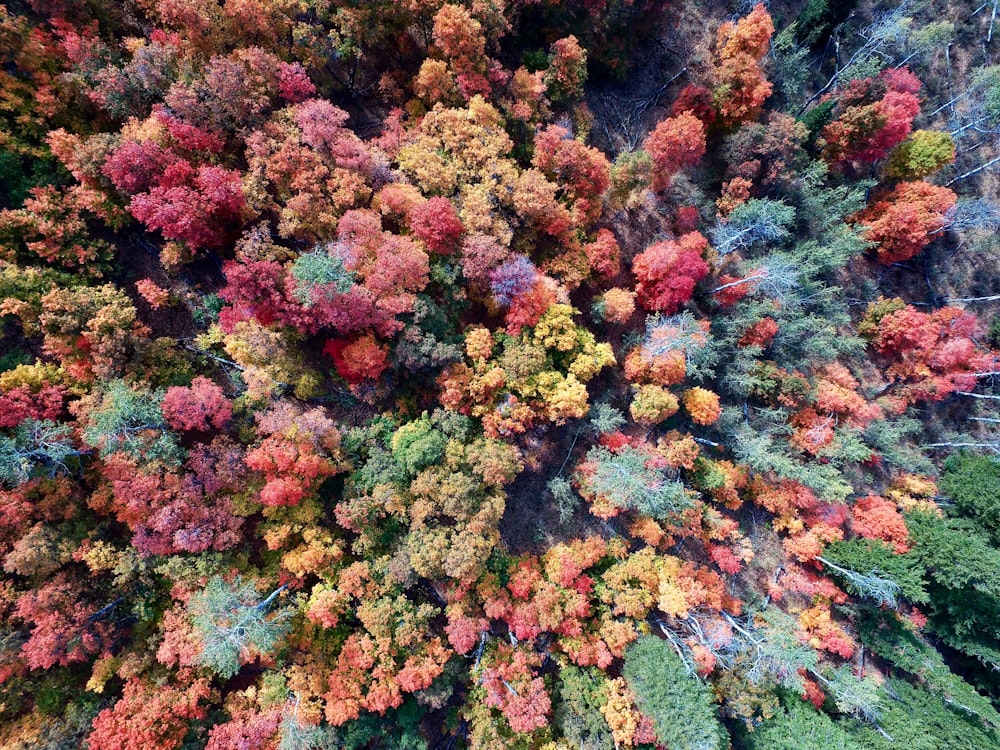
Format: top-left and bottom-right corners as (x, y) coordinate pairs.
(623, 635), (729, 750)
(189, 576), (291, 679)
(2, 0), (999, 747)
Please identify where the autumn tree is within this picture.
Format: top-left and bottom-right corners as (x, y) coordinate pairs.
(853, 181), (956, 264)
(712, 4), (775, 127)
(632, 232), (710, 313)
(644, 111), (706, 191)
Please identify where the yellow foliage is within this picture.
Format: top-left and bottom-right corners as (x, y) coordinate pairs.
(629, 384), (679, 424)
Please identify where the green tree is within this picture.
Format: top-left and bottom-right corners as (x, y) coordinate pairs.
(940, 453), (1000, 543)
(81, 379), (182, 464)
(581, 444), (692, 519)
(623, 635), (729, 750)
(0, 419), (79, 486)
(553, 665), (614, 750)
(189, 576), (292, 680)
(738, 693), (864, 750)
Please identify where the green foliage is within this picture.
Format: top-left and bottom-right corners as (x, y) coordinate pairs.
(554, 665), (614, 750)
(0, 419), (79, 486)
(0, 346), (31, 374)
(583, 444), (692, 519)
(799, 99), (836, 143)
(623, 635), (729, 750)
(277, 709), (340, 750)
(338, 699), (427, 750)
(823, 665), (883, 724)
(854, 605), (1000, 727)
(710, 199), (796, 258)
(740, 608), (818, 692)
(588, 402), (625, 434)
(724, 413), (852, 502)
(290, 246), (355, 305)
(862, 414), (934, 473)
(189, 576), (291, 680)
(390, 416), (447, 476)
(904, 509), (1000, 695)
(738, 693), (864, 750)
(794, 0), (859, 48)
(80, 379), (183, 464)
(547, 475), (580, 523)
(940, 453), (1000, 543)
(846, 679), (1000, 750)
(822, 539), (928, 604)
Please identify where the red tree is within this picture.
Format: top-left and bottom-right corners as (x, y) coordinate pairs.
(161, 376), (232, 433)
(632, 232), (709, 313)
(854, 180), (956, 264)
(644, 111), (706, 191)
(88, 678), (211, 750)
(409, 196), (464, 254)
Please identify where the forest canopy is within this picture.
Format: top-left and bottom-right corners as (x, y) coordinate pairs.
(3, 0), (1000, 748)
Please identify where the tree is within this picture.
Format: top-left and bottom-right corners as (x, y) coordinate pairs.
(478, 643), (552, 734)
(712, 4), (775, 127)
(644, 111), (706, 191)
(622, 635), (729, 750)
(544, 36), (587, 102)
(820, 68), (922, 165)
(709, 198), (795, 257)
(940, 453), (1000, 542)
(129, 164), (244, 251)
(739, 695), (865, 750)
(854, 181), (956, 264)
(14, 574), (113, 670)
(683, 387), (722, 425)
(0, 419), (78, 487)
(80, 380), (182, 464)
(188, 576), (291, 679)
(87, 678), (212, 750)
(632, 232), (709, 313)
(885, 130), (955, 179)
(575, 443), (691, 520)
(554, 665), (614, 750)
(161, 376), (232, 433)
(408, 196), (463, 254)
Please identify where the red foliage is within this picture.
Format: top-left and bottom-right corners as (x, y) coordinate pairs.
(246, 410), (341, 507)
(582, 228), (621, 279)
(866, 302), (992, 404)
(480, 644), (551, 733)
(100, 447), (245, 555)
(822, 68), (922, 164)
(324, 334), (390, 385)
(738, 317), (778, 347)
(505, 277), (557, 335)
(0, 385), (66, 428)
(533, 124), (611, 226)
(129, 164), (244, 250)
(88, 678), (211, 750)
(855, 180), (956, 264)
(670, 85), (718, 129)
(712, 4), (774, 127)
(675, 205), (701, 233)
(851, 495), (910, 553)
(644, 111), (706, 191)
(409, 196), (464, 254)
(632, 232), (709, 313)
(161, 376), (232, 433)
(103, 140), (177, 195)
(14, 575), (112, 670)
(205, 704), (282, 750)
